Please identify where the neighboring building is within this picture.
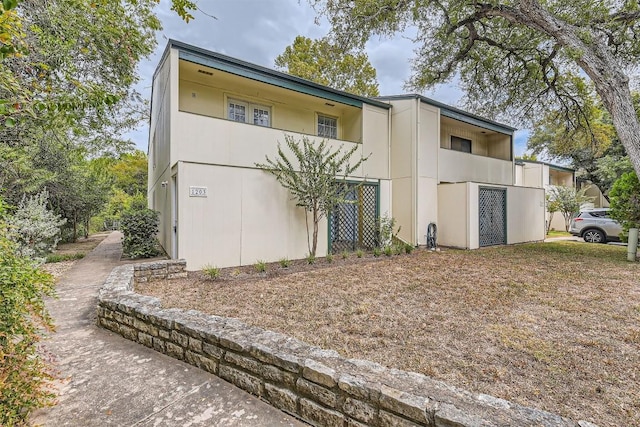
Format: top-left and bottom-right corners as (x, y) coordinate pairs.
(148, 40), (545, 270)
(515, 160), (575, 231)
(578, 180), (610, 209)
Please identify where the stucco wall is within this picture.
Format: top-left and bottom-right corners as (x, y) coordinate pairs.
(438, 149), (513, 185)
(177, 59), (365, 144)
(389, 99), (416, 244)
(175, 162), (323, 270)
(148, 52), (173, 254)
(437, 183), (469, 248)
(504, 185), (546, 244)
(437, 183), (545, 249)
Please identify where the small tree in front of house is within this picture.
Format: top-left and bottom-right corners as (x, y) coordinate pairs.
(256, 134), (368, 257)
(545, 193), (561, 234)
(547, 186), (594, 232)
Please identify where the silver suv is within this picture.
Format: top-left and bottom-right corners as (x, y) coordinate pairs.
(569, 208), (622, 243)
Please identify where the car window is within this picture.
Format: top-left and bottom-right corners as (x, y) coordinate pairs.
(581, 210), (609, 218)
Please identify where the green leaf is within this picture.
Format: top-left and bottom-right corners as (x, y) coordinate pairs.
(5, 117), (15, 127)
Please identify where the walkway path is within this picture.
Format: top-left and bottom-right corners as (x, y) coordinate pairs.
(31, 232), (305, 426)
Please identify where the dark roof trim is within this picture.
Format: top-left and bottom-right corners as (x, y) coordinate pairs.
(377, 94), (516, 135)
(167, 40), (391, 110)
(515, 159), (575, 173)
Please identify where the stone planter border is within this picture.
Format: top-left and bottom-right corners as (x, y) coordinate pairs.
(97, 260), (597, 427)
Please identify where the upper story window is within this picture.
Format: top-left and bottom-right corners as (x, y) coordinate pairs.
(317, 114), (338, 139)
(227, 98), (271, 127)
(451, 135), (472, 153)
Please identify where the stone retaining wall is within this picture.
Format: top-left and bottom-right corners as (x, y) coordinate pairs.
(97, 261), (597, 427)
(132, 260), (187, 282)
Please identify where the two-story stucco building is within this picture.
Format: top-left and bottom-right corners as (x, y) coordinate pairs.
(148, 41), (545, 270)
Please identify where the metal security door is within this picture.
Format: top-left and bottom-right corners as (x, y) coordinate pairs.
(479, 187), (506, 247)
(330, 183), (378, 252)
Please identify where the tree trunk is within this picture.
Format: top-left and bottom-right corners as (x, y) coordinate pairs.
(311, 208), (318, 257)
(547, 211), (554, 234)
(72, 212), (77, 242)
(497, 2), (640, 179)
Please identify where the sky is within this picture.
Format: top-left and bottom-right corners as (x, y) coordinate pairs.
(127, 0), (530, 155)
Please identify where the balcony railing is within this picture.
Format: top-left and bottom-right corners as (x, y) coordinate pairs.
(438, 148), (513, 185)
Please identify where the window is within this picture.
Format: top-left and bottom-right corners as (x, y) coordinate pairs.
(451, 136), (472, 153)
(228, 100), (247, 123)
(317, 114), (338, 139)
(227, 98), (271, 127)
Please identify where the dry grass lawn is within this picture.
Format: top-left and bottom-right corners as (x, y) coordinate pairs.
(136, 242), (640, 427)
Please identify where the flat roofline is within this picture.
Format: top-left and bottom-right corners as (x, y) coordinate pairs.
(164, 39), (391, 110)
(377, 94), (516, 135)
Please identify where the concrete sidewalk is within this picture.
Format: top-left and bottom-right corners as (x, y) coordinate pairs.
(31, 231), (305, 426)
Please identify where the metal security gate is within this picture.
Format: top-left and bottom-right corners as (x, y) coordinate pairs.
(479, 187), (506, 247)
(330, 183), (378, 252)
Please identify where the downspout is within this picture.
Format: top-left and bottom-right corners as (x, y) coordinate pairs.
(387, 101), (392, 217)
(415, 97), (420, 245)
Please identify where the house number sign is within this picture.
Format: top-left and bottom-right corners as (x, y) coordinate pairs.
(189, 186), (208, 197)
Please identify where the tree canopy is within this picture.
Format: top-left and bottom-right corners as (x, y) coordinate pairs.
(528, 92), (636, 196)
(310, 0), (640, 179)
(275, 36), (380, 97)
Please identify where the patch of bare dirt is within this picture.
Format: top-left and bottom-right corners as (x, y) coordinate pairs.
(136, 242), (640, 427)
(40, 260), (77, 281)
(55, 233), (109, 256)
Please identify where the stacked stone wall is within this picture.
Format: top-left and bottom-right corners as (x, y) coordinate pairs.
(97, 262), (597, 427)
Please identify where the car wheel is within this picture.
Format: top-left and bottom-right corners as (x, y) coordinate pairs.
(583, 229), (606, 243)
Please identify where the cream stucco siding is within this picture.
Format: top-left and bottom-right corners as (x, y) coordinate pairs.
(438, 149), (513, 185)
(389, 99), (416, 244)
(437, 183), (469, 248)
(416, 104), (440, 245)
(437, 183), (545, 249)
(148, 52), (173, 254)
(175, 162), (323, 269)
(505, 185), (546, 243)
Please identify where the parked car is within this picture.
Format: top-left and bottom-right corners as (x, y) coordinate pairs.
(569, 208), (622, 243)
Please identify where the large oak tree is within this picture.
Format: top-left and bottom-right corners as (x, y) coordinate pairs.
(311, 0), (640, 179)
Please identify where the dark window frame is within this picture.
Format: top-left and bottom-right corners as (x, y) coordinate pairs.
(451, 135), (472, 153)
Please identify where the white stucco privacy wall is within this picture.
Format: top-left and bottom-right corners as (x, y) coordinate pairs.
(437, 183), (545, 249)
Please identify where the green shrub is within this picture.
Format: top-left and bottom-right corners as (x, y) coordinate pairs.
(255, 260), (267, 273)
(306, 253), (316, 264)
(279, 257), (290, 268)
(404, 243), (414, 254)
(0, 198), (56, 424)
(378, 215), (401, 249)
(120, 207), (159, 259)
(373, 247), (382, 257)
(609, 172), (640, 235)
(341, 250), (349, 259)
(326, 253), (334, 263)
(45, 252), (85, 263)
(6, 190), (66, 262)
(202, 264), (220, 280)
(384, 246), (393, 256)
(356, 249), (364, 258)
